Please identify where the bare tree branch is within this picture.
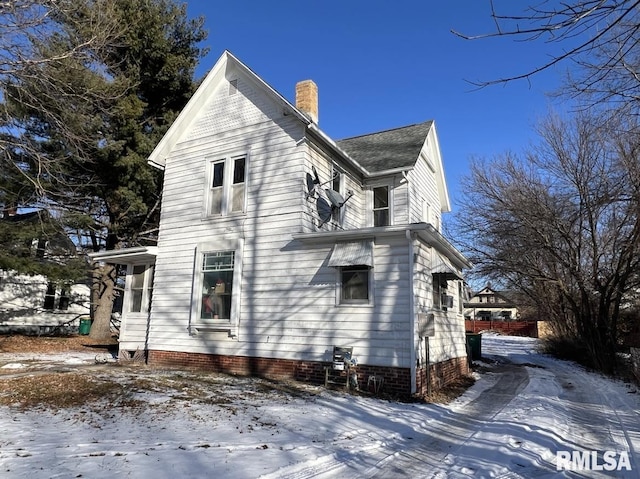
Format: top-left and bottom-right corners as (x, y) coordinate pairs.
(453, 0), (640, 96)
(454, 108), (640, 373)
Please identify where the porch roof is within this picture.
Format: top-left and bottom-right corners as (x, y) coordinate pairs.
(292, 223), (472, 271)
(88, 246), (158, 264)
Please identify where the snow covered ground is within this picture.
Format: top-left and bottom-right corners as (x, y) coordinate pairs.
(1, 334), (639, 478)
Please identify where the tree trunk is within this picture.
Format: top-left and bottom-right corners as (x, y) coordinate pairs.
(89, 262), (117, 341)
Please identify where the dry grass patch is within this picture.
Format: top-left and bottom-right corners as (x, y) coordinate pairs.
(0, 334), (115, 353)
(0, 372), (128, 410)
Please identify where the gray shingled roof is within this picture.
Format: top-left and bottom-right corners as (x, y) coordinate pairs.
(336, 121), (433, 173)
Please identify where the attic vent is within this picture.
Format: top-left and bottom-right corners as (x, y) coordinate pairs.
(229, 79), (238, 95)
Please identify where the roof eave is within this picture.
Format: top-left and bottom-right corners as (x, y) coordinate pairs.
(307, 124), (370, 178)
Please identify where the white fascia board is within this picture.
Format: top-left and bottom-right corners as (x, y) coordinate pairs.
(428, 122), (451, 213)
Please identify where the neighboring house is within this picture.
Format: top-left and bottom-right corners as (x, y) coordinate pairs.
(0, 210), (90, 334)
(89, 51), (471, 398)
(464, 285), (519, 321)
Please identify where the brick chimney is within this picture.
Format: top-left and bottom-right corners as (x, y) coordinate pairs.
(295, 80), (318, 123)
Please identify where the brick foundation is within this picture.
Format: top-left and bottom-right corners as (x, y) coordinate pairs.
(415, 356), (470, 397)
(145, 349), (468, 399)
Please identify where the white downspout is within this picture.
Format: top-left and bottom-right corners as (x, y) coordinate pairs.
(406, 229), (417, 395)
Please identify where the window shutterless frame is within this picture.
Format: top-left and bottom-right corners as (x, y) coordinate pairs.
(126, 263), (154, 314)
(331, 163), (345, 225)
(207, 153), (247, 216)
(337, 265), (374, 306)
(192, 239), (244, 335)
(367, 183), (393, 227)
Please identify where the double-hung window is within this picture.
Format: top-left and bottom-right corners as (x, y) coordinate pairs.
(192, 240), (243, 334)
(208, 154), (247, 216)
(372, 185), (390, 227)
(432, 274), (454, 311)
(129, 264), (154, 313)
(331, 163), (345, 224)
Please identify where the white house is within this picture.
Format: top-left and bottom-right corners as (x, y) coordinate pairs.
(90, 51), (471, 398)
(0, 270), (90, 334)
(0, 209), (90, 334)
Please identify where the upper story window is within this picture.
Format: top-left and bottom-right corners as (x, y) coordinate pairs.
(373, 186), (390, 227)
(331, 164), (345, 224)
(208, 154), (247, 216)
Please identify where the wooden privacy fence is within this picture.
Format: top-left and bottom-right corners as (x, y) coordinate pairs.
(465, 320), (538, 338)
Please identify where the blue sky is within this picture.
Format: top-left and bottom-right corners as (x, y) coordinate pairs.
(185, 1), (568, 213)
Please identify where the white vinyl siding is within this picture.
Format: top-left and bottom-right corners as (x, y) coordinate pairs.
(413, 240), (467, 365)
(407, 137), (442, 227)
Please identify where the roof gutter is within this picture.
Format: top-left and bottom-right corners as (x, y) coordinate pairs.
(366, 165), (414, 178)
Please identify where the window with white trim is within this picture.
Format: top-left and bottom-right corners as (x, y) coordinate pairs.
(339, 265), (371, 304)
(432, 274), (453, 311)
(372, 185), (390, 226)
(207, 154), (247, 216)
(200, 251), (235, 321)
(129, 264), (154, 313)
(331, 163), (345, 224)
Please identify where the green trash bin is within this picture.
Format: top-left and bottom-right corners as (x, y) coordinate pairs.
(78, 317), (92, 335)
(466, 333), (482, 360)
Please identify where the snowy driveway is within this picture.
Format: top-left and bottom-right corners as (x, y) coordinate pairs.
(359, 336), (640, 479)
(1, 335), (639, 478)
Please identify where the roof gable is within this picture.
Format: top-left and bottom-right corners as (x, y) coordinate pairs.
(147, 51), (311, 169)
(336, 121), (450, 211)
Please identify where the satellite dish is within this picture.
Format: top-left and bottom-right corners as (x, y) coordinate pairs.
(325, 189), (345, 208)
(311, 166), (321, 185)
(325, 189), (353, 209)
(316, 196), (333, 227)
(306, 166), (323, 200)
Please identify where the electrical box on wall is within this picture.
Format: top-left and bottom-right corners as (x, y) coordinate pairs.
(418, 313), (435, 337)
